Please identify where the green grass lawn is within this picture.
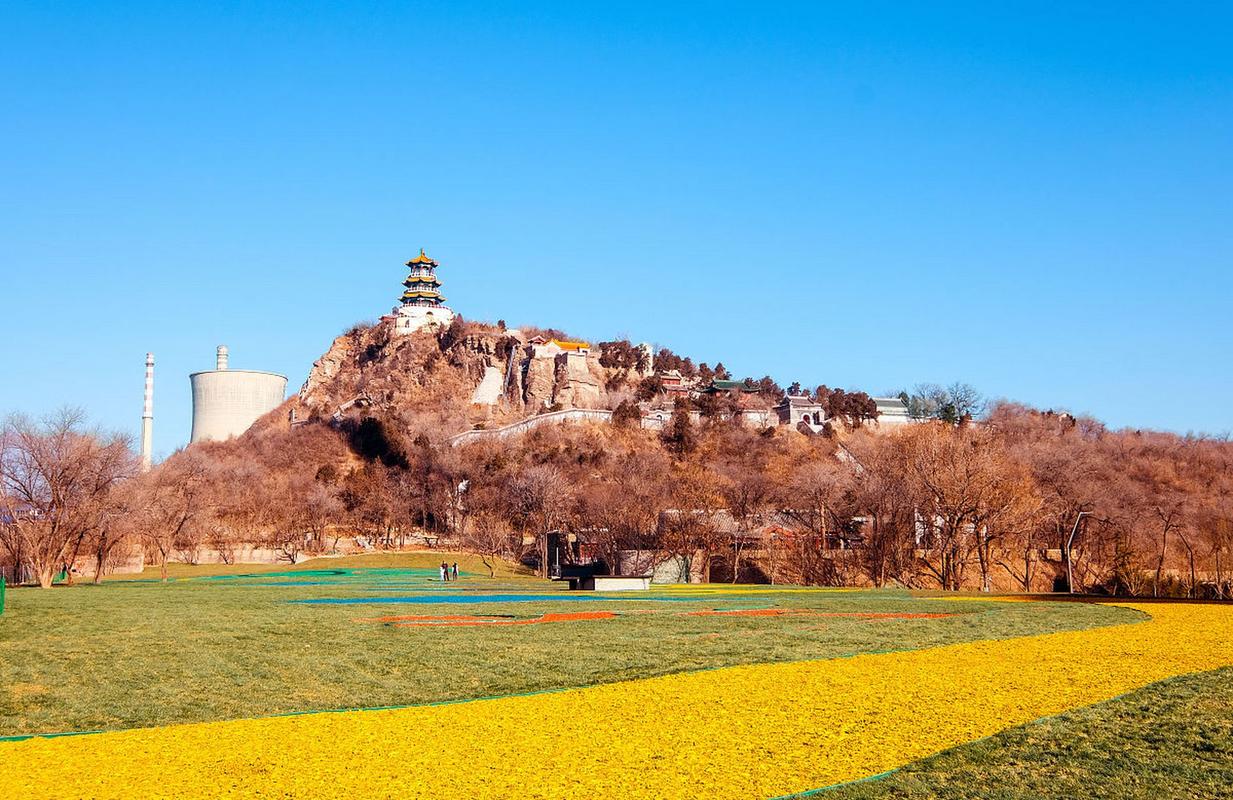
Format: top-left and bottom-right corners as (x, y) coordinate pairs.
(99, 550), (531, 580)
(0, 554), (1135, 737)
(825, 667), (1233, 799)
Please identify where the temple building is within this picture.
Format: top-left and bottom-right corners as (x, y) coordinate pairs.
(873, 396), (912, 426)
(776, 394), (826, 432)
(658, 369), (692, 396)
(391, 249), (456, 335)
(699, 379), (761, 397)
(527, 336), (591, 358)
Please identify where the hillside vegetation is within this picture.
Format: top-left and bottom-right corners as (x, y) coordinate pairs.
(3, 318), (1232, 596)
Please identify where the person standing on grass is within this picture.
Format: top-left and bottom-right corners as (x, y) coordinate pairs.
(440, 561), (449, 583)
(451, 562), (459, 581)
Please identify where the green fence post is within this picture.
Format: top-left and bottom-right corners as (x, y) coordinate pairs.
(1, 575), (6, 615)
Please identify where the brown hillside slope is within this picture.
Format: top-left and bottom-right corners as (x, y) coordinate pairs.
(292, 317), (649, 441)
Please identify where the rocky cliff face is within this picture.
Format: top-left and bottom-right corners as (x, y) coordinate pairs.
(296, 319), (644, 439)
(556, 353), (604, 409)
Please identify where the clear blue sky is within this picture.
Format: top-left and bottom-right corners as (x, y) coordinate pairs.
(2, 2), (1230, 458)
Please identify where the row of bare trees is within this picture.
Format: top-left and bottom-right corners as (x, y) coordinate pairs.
(2, 412), (374, 583)
(435, 405), (1233, 596)
(5, 403), (1232, 596)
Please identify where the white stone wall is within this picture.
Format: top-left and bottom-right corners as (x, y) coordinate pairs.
(449, 408), (618, 445)
(871, 398), (913, 427)
(619, 551), (692, 583)
(449, 407), (712, 445)
(740, 409), (775, 427)
(392, 304), (455, 336)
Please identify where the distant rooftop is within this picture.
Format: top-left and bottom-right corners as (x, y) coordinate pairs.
(703, 379), (761, 393)
(874, 397), (909, 413)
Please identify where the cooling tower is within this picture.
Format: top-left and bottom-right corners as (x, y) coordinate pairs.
(189, 345), (288, 443)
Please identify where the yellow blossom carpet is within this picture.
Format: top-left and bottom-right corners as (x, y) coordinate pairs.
(1, 602), (1230, 799)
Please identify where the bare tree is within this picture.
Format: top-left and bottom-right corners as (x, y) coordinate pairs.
(0, 410), (135, 588)
(459, 481), (515, 577)
(212, 459), (275, 560)
(573, 450), (670, 575)
(86, 480), (141, 583)
(900, 423), (1035, 591)
(660, 463), (725, 582)
(507, 465), (576, 577)
(715, 434), (776, 583)
(297, 478), (344, 555)
(905, 382), (986, 423)
(839, 432), (921, 587)
(137, 451), (211, 581)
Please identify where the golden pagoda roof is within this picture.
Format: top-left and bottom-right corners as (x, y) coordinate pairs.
(404, 274), (442, 285)
(405, 248), (438, 267)
(401, 289), (443, 300)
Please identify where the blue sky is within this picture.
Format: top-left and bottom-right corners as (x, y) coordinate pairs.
(2, 2), (1230, 457)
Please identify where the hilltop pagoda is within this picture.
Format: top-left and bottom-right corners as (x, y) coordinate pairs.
(392, 249), (456, 335)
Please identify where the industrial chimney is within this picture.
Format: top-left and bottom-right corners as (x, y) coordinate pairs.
(216, 344), (229, 371)
(140, 352), (154, 471)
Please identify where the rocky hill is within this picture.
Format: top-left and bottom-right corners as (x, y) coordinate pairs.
(292, 317), (653, 441)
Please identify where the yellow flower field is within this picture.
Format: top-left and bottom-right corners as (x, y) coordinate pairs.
(1, 602), (1230, 799)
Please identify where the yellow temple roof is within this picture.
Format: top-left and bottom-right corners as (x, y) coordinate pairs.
(405, 248), (438, 267)
(551, 339), (590, 352)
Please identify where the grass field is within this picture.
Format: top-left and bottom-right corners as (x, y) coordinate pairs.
(828, 667), (1233, 799)
(1, 553), (1130, 736)
(1, 554), (1230, 798)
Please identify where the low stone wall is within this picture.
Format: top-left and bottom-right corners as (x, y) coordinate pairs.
(448, 407), (689, 446)
(175, 546), (297, 566)
(618, 551), (698, 584)
(451, 409), (667, 445)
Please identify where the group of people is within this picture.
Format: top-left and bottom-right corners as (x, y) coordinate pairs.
(439, 561), (459, 582)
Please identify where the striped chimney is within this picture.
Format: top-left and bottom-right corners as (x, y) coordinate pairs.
(140, 352), (154, 471)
